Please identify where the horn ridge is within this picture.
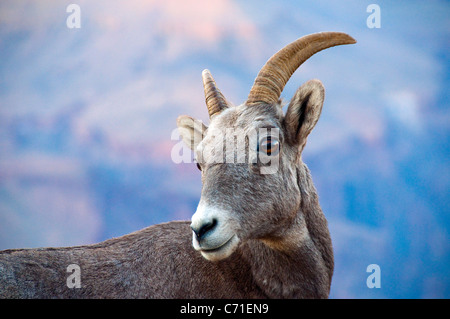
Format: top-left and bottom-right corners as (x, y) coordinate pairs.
(202, 69), (228, 118)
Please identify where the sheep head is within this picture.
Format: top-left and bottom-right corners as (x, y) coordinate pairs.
(177, 32), (356, 261)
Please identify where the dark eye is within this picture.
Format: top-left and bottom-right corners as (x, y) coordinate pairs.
(196, 162), (202, 171)
(259, 136), (280, 156)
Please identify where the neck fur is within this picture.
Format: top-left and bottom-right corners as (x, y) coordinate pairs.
(240, 163), (333, 298)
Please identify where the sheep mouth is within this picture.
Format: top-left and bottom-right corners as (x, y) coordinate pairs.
(201, 235), (236, 253)
(198, 235), (239, 261)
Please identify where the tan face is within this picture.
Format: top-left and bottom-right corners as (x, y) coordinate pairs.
(178, 80), (325, 261)
(189, 104), (298, 261)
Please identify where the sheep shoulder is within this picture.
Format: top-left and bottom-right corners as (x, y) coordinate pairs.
(0, 221), (260, 298)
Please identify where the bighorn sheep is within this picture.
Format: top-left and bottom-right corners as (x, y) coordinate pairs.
(0, 32), (356, 299)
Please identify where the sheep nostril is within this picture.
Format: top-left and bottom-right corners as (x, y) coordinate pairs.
(191, 219), (217, 241)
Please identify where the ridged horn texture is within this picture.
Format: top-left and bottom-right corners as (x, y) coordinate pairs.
(202, 69), (228, 118)
(246, 32), (356, 106)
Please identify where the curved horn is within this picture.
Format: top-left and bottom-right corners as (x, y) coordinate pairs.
(246, 32), (356, 106)
(202, 69), (228, 118)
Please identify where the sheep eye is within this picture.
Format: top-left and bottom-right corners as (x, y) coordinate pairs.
(258, 136), (280, 156)
(196, 162), (202, 171)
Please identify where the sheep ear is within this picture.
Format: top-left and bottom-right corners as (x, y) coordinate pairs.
(176, 115), (207, 150)
(284, 79), (325, 151)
